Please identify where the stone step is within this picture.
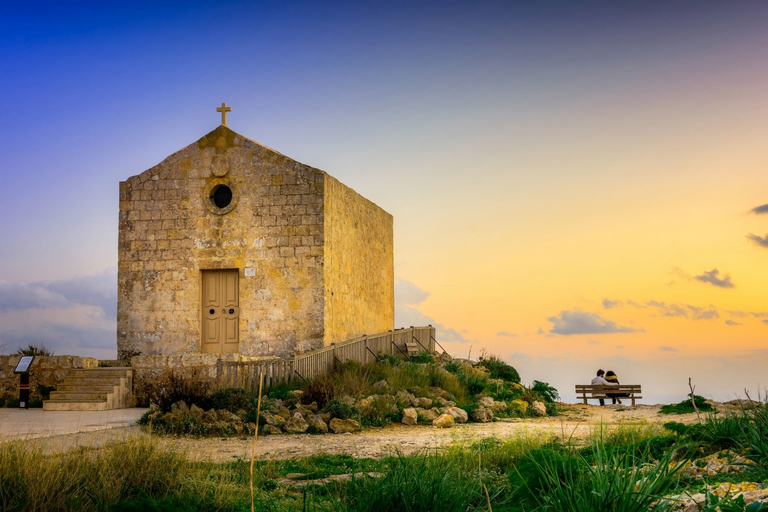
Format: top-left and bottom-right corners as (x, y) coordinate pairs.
(43, 399), (108, 411)
(61, 377), (126, 387)
(70, 368), (132, 378)
(57, 384), (118, 393)
(49, 391), (110, 401)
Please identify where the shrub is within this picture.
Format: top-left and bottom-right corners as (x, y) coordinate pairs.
(409, 352), (434, 364)
(660, 395), (714, 414)
(140, 370), (212, 412)
(477, 355), (520, 383)
(323, 399), (359, 421)
(14, 343), (54, 356)
(530, 380), (560, 402)
(205, 387), (255, 413)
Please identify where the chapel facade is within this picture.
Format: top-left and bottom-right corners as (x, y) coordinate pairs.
(117, 120), (394, 361)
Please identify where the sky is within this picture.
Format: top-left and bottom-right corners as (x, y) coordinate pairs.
(1, 0), (768, 404)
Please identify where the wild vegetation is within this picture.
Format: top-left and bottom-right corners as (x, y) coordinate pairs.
(3, 400), (768, 511)
(138, 353), (560, 436)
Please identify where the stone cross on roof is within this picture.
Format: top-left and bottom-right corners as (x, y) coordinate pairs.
(216, 102), (232, 126)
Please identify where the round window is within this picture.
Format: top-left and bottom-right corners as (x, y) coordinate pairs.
(203, 179), (239, 215)
(210, 184), (232, 209)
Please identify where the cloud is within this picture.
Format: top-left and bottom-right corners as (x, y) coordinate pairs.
(660, 346), (678, 352)
(694, 269), (735, 289)
(602, 299), (623, 309)
(747, 233), (768, 248)
(725, 320), (741, 326)
(763, 320), (768, 326)
(646, 301), (719, 320)
(587, 340), (601, 345)
(0, 269), (117, 356)
(547, 310), (641, 335)
(751, 204), (768, 214)
(497, 331), (517, 337)
(394, 277), (468, 343)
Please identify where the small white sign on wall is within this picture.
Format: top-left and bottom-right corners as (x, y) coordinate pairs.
(244, 267), (256, 277)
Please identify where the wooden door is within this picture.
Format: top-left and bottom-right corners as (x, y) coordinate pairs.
(201, 270), (239, 354)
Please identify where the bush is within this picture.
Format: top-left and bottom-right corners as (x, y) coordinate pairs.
(660, 395), (714, 414)
(530, 380), (560, 402)
(205, 387), (255, 413)
(140, 371), (212, 412)
(14, 343), (54, 356)
(323, 399), (359, 421)
(477, 355), (520, 383)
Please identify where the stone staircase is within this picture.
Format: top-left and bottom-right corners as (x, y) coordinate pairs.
(43, 367), (133, 411)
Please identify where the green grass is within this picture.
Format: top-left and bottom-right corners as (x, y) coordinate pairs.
(7, 402), (768, 511)
(660, 394), (715, 414)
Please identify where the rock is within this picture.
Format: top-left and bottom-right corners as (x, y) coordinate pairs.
(401, 407), (418, 425)
(318, 411), (332, 423)
(417, 407), (440, 422)
(171, 401), (189, 415)
(489, 401), (507, 413)
(261, 425), (283, 435)
(339, 395), (356, 406)
(429, 387), (449, 398)
(277, 407), (291, 420)
(203, 409), (218, 423)
(288, 390), (304, 399)
(189, 404), (204, 419)
(357, 397), (374, 411)
(477, 396), (494, 407)
(217, 409), (241, 422)
(413, 397), (433, 408)
(246, 422), (257, 434)
(307, 401), (318, 412)
(471, 407), (494, 423)
(446, 407), (468, 423)
(372, 379), (390, 391)
(439, 352), (453, 362)
(307, 414), (329, 433)
(329, 418), (361, 433)
(284, 413), (309, 433)
(396, 390), (415, 406)
(272, 399), (284, 408)
(432, 413), (455, 428)
(261, 411), (285, 427)
(529, 401), (547, 417)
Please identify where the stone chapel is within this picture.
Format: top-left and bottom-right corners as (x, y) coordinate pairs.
(117, 109), (394, 362)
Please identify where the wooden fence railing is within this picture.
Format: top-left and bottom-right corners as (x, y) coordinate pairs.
(216, 326), (439, 391)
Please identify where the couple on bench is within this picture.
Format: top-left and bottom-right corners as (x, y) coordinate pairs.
(591, 369), (629, 405)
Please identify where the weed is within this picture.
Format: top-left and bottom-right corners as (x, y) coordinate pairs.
(477, 354), (520, 383)
(661, 395), (714, 415)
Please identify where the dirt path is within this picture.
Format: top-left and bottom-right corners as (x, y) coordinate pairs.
(156, 403), (702, 463)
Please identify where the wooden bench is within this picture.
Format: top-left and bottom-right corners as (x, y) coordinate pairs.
(575, 384), (642, 406)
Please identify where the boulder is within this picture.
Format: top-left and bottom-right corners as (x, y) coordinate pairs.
(171, 401), (189, 415)
(306, 401), (318, 412)
(288, 390), (304, 399)
(284, 413), (309, 434)
(203, 409), (218, 423)
(307, 414), (329, 433)
(318, 411), (332, 423)
(417, 407), (440, 422)
(372, 379), (390, 391)
(471, 407), (494, 423)
(396, 390), (415, 406)
(329, 418), (361, 434)
(489, 401), (507, 413)
(189, 404), (204, 419)
(261, 425), (283, 435)
(261, 411), (285, 427)
(446, 407), (468, 423)
(529, 401), (547, 417)
(432, 413), (455, 428)
(401, 407), (418, 425)
(277, 407), (291, 420)
(217, 409), (241, 422)
(413, 397), (433, 409)
(477, 396), (494, 407)
(357, 397), (374, 411)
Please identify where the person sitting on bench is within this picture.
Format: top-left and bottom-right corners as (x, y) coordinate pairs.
(590, 369), (618, 406)
(605, 370), (630, 405)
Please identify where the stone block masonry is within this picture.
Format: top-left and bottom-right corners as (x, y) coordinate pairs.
(0, 355), (98, 402)
(118, 125), (393, 361)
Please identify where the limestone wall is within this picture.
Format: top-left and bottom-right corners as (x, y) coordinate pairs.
(0, 355), (98, 401)
(323, 175), (394, 344)
(118, 126), (326, 360)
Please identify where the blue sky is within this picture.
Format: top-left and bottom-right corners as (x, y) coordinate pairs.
(2, 1), (768, 402)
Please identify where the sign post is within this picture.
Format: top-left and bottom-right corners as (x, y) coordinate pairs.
(13, 356), (35, 409)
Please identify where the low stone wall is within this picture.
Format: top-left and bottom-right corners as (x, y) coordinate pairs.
(0, 355), (99, 401)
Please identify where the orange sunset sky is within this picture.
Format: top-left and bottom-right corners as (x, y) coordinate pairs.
(1, 1), (767, 403)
